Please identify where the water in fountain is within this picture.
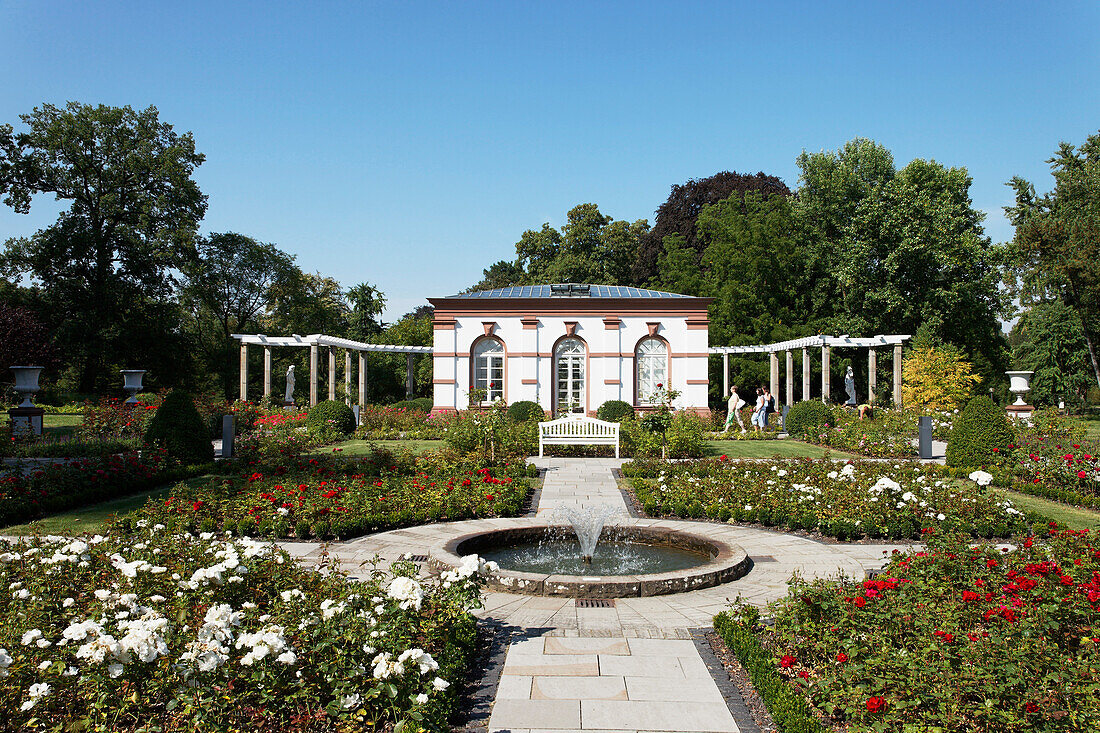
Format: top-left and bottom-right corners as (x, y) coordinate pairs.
(553, 505), (621, 563)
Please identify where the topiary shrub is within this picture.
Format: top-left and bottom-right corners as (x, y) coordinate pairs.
(596, 399), (635, 422)
(507, 400), (546, 423)
(143, 389), (214, 464)
(785, 400), (835, 437)
(390, 397), (433, 412)
(946, 395), (1016, 467)
(306, 400), (356, 435)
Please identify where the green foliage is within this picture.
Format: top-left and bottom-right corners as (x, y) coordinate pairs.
(946, 395), (1016, 467)
(144, 390), (215, 463)
(0, 102), (206, 392)
(391, 397), (433, 413)
(1010, 300), (1093, 406)
(306, 399), (356, 437)
(506, 400), (546, 423)
(786, 400), (835, 437)
(596, 399), (634, 422)
(713, 610), (825, 733)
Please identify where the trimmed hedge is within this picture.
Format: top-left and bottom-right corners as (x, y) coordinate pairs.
(786, 400), (834, 438)
(144, 389), (215, 464)
(507, 400), (546, 423)
(390, 397), (433, 413)
(306, 399), (357, 435)
(596, 399), (635, 422)
(946, 396), (1016, 467)
(713, 611), (825, 733)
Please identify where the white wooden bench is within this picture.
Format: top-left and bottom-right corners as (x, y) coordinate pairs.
(538, 415), (620, 458)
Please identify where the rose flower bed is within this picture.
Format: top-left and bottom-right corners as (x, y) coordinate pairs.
(624, 457), (1034, 540)
(122, 455), (533, 540)
(799, 407), (919, 458)
(0, 528), (493, 732)
(716, 527), (1100, 731)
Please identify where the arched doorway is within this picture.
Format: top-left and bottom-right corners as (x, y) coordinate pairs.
(554, 337), (586, 414)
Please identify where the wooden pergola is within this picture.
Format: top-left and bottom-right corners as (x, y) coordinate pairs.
(710, 334), (911, 406)
(231, 333), (432, 406)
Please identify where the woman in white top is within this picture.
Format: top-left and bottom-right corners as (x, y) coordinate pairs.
(751, 387), (765, 433)
(724, 385), (747, 434)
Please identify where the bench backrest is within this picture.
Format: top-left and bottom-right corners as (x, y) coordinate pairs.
(539, 415), (618, 436)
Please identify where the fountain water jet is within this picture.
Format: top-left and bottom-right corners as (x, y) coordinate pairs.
(553, 505), (621, 564)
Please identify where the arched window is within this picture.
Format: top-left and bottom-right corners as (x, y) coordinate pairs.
(472, 337), (504, 404)
(554, 337), (586, 414)
(636, 337), (668, 405)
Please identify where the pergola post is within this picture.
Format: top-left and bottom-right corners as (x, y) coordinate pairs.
(309, 344), (318, 406)
(405, 354), (415, 399)
(785, 350), (794, 407)
(263, 346), (272, 399)
(868, 349), (878, 403)
(358, 351), (367, 408)
(344, 350), (352, 406)
(893, 343), (903, 406)
(802, 347), (810, 401)
(769, 352), (779, 404)
(821, 345), (831, 404)
(239, 343), (249, 402)
(328, 348), (336, 402)
(722, 352), (729, 400)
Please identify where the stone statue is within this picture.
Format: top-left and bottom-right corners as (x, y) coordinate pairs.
(844, 365), (856, 406)
(284, 364), (296, 404)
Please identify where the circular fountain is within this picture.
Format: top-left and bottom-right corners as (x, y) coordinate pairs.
(430, 505), (750, 598)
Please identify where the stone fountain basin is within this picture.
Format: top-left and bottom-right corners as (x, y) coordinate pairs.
(430, 521), (750, 598)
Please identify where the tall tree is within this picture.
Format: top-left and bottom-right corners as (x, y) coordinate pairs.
(0, 102), (206, 391)
(346, 282), (387, 342)
(180, 232), (296, 397)
(1009, 301), (1092, 406)
(633, 171), (790, 284)
(1006, 131), (1100, 387)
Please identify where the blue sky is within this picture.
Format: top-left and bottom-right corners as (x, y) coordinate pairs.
(2, 1), (1098, 320)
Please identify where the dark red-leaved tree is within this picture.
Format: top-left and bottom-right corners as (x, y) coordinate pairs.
(632, 171), (790, 285)
(0, 304), (58, 374)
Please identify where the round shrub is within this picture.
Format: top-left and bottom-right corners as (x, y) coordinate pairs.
(946, 395), (1016, 467)
(785, 400), (835, 437)
(507, 400), (546, 423)
(596, 400), (635, 422)
(143, 389), (214, 464)
(390, 397), (433, 412)
(306, 399), (356, 435)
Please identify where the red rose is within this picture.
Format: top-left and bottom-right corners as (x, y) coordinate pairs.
(866, 696), (885, 713)
(798, 670), (809, 679)
(656, 383), (663, 388)
(779, 654), (795, 668)
(1026, 701), (1038, 714)
(1078, 470), (1087, 479)
(835, 652), (848, 663)
(719, 455), (728, 461)
(854, 596), (866, 607)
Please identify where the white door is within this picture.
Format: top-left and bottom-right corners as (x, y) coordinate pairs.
(555, 338), (585, 414)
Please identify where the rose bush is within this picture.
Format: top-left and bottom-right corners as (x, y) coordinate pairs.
(625, 457), (1034, 539)
(0, 529), (493, 732)
(720, 527), (1100, 731)
(122, 454), (532, 540)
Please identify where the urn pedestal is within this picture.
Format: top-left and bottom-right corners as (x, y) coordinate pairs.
(9, 366), (45, 436)
(1005, 370), (1035, 425)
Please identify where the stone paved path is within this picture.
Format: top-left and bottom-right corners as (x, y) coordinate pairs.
(281, 458), (912, 732)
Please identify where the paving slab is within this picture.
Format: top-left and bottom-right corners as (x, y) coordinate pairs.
(581, 700), (739, 732)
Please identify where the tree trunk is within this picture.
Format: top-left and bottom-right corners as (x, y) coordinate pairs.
(1084, 329), (1100, 389)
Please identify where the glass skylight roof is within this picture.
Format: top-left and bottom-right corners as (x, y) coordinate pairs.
(444, 284), (694, 299)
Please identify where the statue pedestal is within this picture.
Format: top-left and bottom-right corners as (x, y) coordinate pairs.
(9, 406), (44, 437)
(1006, 403), (1033, 426)
(282, 400), (296, 409)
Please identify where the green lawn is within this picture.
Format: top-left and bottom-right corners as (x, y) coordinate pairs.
(42, 413), (82, 438)
(995, 486), (1100, 532)
(1068, 414), (1100, 440)
(704, 439), (860, 459)
(313, 439), (446, 457)
(0, 474), (218, 536)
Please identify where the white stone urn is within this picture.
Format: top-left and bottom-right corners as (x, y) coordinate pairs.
(1006, 370), (1034, 406)
(121, 370), (146, 405)
(10, 366), (44, 408)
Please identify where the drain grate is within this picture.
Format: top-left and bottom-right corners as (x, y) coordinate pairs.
(751, 555), (778, 563)
(575, 598), (616, 608)
(405, 554), (429, 562)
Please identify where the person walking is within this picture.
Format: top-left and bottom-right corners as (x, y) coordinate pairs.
(724, 385), (747, 434)
(751, 387), (765, 433)
(761, 386), (775, 429)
